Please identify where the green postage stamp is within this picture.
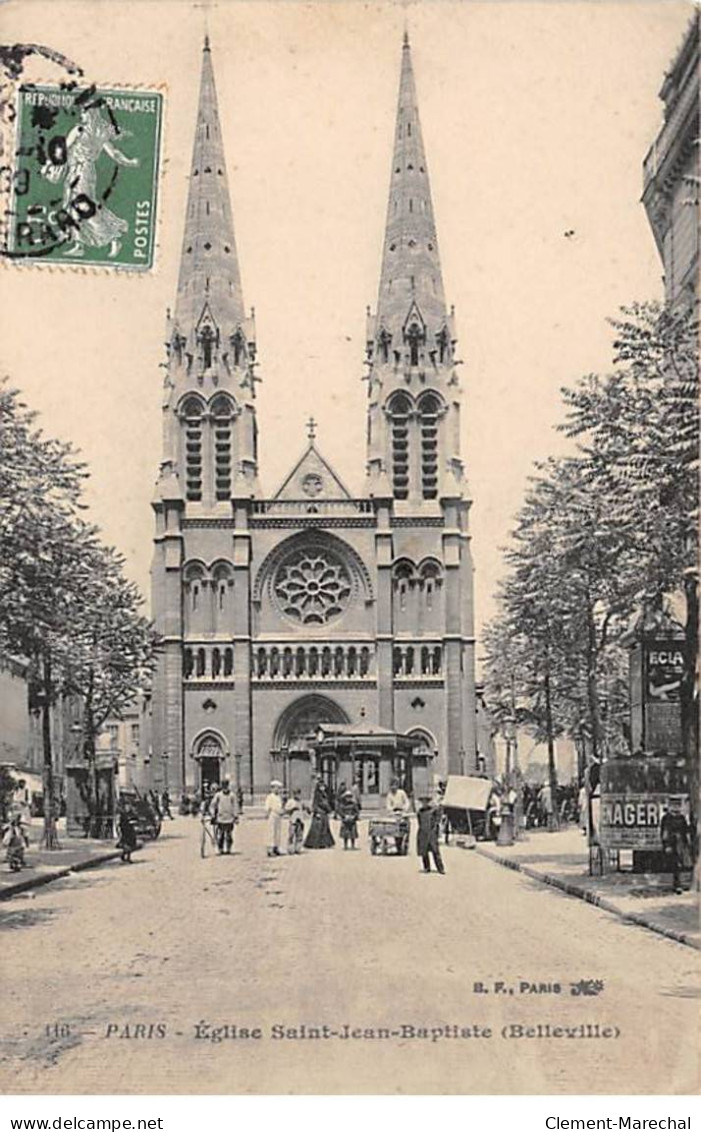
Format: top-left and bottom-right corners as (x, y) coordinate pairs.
(8, 84), (163, 270)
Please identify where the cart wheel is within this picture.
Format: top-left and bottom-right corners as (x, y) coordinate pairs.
(370, 837), (377, 855)
(400, 838), (408, 856)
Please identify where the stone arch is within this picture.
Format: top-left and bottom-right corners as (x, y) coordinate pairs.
(273, 694), (350, 752)
(406, 726), (437, 756)
(192, 728), (230, 759)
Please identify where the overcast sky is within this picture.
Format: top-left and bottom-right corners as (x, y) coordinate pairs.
(1, 0), (693, 654)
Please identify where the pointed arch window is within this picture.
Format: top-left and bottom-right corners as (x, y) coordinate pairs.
(211, 397), (234, 501)
(183, 397), (203, 501)
(419, 394), (440, 499)
(388, 393), (411, 500)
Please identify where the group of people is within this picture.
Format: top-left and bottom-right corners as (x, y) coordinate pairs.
(229, 774), (443, 869)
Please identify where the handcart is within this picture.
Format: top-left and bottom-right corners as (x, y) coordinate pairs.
(368, 813), (410, 856)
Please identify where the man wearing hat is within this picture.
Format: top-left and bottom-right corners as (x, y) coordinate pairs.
(416, 792), (445, 875)
(265, 780), (284, 857)
(660, 796), (692, 895)
(210, 779), (239, 855)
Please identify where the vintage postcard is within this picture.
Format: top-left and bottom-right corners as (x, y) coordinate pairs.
(0, 0), (698, 1099)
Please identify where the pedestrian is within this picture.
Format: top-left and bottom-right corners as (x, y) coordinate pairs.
(660, 796), (692, 895)
(486, 788), (502, 840)
(416, 794), (445, 874)
(265, 780), (284, 856)
(284, 789), (306, 855)
(210, 779), (239, 854)
(3, 814), (29, 871)
(116, 804), (138, 864)
(161, 789), (174, 820)
(304, 777), (335, 849)
(147, 789), (162, 821)
(337, 788), (360, 850)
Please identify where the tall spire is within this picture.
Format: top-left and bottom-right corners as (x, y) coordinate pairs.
(174, 37), (246, 339)
(374, 33), (448, 345)
(365, 35), (462, 503)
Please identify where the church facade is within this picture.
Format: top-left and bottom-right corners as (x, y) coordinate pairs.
(151, 35), (487, 803)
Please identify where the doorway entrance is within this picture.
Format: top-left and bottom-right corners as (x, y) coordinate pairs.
(199, 757), (221, 794)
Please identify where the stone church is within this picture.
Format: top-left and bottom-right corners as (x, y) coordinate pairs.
(151, 34), (489, 803)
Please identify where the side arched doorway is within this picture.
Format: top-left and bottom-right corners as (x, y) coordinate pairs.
(272, 695), (350, 799)
(406, 728), (437, 799)
(192, 730), (229, 794)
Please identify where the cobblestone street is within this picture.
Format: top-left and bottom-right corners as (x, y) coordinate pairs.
(0, 816), (698, 1095)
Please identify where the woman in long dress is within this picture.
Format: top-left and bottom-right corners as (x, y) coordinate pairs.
(42, 105), (139, 257)
(303, 778), (335, 849)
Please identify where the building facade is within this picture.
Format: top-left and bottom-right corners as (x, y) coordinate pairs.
(642, 12), (699, 309)
(151, 35), (483, 802)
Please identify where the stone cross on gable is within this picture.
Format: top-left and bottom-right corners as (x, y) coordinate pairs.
(306, 416), (317, 441)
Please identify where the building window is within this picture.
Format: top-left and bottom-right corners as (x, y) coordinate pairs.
(419, 394), (439, 499)
(388, 393), (411, 500)
(196, 649), (206, 678)
(212, 648), (221, 678)
(183, 398), (203, 501)
(211, 397), (233, 501)
(184, 648), (194, 678)
(224, 648), (233, 677)
(131, 724), (140, 743)
(273, 545), (352, 625)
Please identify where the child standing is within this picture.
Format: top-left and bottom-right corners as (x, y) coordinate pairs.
(3, 815), (29, 871)
(284, 789), (306, 855)
(337, 789), (360, 850)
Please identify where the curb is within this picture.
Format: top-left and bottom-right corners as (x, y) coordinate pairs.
(472, 844), (699, 951)
(0, 849), (123, 902)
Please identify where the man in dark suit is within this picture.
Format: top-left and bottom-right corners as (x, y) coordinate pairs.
(660, 796), (691, 895)
(416, 794), (445, 874)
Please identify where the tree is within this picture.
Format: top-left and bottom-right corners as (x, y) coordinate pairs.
(561, 301), (699, 760)
(65, 544), (158, 835)
(0, 380), (159, 844)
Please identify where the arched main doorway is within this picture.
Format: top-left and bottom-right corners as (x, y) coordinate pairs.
(272, 695), (349, 798)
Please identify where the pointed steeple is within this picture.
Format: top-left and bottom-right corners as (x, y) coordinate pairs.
(365, 34), (463, 503)
(374, 32), (449, 348)
(174, 37), (247, 343)
(159, 38), (260, 505)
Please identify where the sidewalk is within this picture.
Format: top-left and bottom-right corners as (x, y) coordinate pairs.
(470, 826), (699, 949)
(0, 819), (123, 901)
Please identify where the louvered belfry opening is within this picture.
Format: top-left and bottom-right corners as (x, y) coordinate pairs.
(420, 394), (439, 499)
(390, 393), (411, 498)
(183, 398), (203, 501)
(212, 397), (233, 501)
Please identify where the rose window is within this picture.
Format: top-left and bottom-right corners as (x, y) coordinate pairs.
(274, 548), (352, 624)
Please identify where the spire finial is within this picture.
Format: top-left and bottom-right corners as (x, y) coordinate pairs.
(403, 27), (410, 49)
(203, 33), (210, 52)
(306, 416), (317, 442)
